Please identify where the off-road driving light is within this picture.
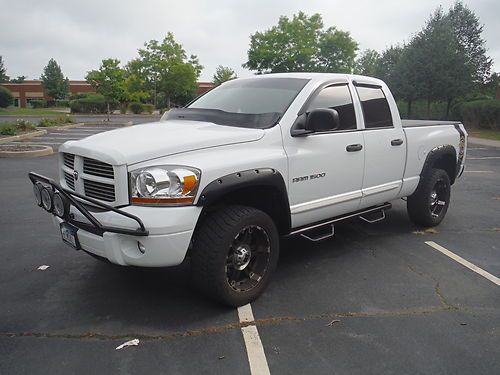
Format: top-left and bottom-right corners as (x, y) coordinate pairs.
(53, 192), (68, 218)
(33, 182), (43, 207)
(41, 187), (54, 212)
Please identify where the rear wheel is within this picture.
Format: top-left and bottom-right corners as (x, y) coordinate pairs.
(191, 205), (279, 307)
(407, 168), (451, 227)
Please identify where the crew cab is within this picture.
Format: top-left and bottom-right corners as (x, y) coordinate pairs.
(29, 73), (467, 306)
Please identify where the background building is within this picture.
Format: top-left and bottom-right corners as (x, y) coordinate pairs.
(0, 80), (215, 108)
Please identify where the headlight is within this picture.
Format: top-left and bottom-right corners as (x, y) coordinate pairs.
(130, 165), (201, 205)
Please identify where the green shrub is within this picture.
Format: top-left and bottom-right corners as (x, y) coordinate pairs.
(119, 104), (127, 114)
(159, 108), (168, 115)
(143, 104), (154, 114)
(30, 100), (47, 109)
(128, 102), (143, 114)
(55, 99), (70, 107)
(0, 124), (16, 136)
(15, 119), (36, 132)
(38, 115), (75, 127)
(0, 86), (14, 108)
(70, 93), (118, 114)
(453, 99), (500, 130)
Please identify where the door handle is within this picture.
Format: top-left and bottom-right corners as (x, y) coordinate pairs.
(391, 139), (404, 146)
(346, 144), (363, 152)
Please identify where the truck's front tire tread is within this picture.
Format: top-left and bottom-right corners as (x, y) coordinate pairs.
(191, 205), (279, 307)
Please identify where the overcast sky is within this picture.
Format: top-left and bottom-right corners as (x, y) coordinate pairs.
(1, 0), (498, 82)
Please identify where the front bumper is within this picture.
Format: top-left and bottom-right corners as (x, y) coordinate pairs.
(29, 172), (202, 267)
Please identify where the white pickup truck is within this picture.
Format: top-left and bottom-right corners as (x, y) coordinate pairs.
(30, 73), (467, 306)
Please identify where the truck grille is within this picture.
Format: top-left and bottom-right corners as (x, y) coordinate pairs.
(64, 171), (75, 190)
(83, 158), (114, 179)
(61, 153), (118, 203)
(83, 179), (115, 202)
(63, 153), (75, 169)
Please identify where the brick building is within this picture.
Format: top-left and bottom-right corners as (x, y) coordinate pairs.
(1, 80), (215, 108)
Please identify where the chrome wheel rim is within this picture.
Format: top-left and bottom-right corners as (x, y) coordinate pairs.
(226, 225), (271, 292)
(429, 179), (447, 218)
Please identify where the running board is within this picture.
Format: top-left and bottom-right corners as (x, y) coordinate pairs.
(288, 203), (392, 240)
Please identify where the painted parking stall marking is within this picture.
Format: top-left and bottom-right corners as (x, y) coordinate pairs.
(237, 304), (271, 375)
(425, 241), (500, 286)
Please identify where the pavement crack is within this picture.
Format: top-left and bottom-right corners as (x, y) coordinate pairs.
(407, 263), (459, 311)
(0, 307), (457, 342)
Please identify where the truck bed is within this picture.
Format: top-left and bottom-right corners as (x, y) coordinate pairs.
(402, 120), (461, 128)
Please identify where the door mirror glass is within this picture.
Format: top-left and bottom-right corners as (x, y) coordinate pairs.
(305, 108), (340, 132)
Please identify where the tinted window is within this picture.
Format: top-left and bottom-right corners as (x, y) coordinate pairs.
(355, 86), (393, 128)
(188, 78), (309, 115)
(307, 85), (357, 130)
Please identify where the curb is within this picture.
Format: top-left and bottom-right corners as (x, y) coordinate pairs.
(0, 145), (53, 158)
(82, 121), (133, 127)
(0, 129), (47, 145)
(36, 122), (84, 131)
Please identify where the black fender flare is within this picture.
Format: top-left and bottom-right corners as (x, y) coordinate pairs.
(419, 145), (457, 185)
(196, 168), (291, 233)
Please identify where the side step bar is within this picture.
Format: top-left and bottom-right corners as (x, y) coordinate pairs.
(288, 203), (392, 241)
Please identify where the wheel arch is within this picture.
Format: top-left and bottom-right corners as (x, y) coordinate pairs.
(420, 145), (457, 185)
(195, 168), (291, 235)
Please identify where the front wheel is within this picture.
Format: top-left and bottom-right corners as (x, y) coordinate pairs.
(191, 205), (279, 307)
(407, 168), (451, 227)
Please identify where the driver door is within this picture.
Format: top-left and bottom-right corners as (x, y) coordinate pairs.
(283, 83), (365, 228)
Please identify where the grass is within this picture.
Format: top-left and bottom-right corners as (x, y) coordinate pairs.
(0, 107), (67, 116)
(467, 129), (500, 141)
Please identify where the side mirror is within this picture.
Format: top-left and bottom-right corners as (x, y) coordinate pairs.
(305, 108), (340, 132)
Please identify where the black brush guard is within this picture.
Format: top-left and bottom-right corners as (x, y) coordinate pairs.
(29, 172), (149, 237)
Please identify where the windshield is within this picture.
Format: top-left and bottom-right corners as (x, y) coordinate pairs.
(159, 77), (309, 129)
(188, 77), (309, 115)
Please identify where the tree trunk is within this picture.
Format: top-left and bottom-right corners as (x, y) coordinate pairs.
(167, 95), (171, 109)
(445, 98), (453, 120)
(107, 102), (110, 122)
(407, 99), (413, 118)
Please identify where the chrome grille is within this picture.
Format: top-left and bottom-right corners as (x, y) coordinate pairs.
(63, 153), (74, 169)
(83, 158), (114, 179)
(64, 171), (75, 190)
(83, 179), (115, 202)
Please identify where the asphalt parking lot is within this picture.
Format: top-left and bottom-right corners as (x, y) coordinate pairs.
(0, 131), (499, 374)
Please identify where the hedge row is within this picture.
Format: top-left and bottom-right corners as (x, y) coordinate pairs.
(69, 94), (118, 114)
(452, 99), (500, 130)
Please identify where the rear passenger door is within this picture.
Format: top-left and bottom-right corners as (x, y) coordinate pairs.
(354, 83), (406, 209)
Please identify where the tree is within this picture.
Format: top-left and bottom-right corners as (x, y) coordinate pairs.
(244, 12), (358, 73)
(0, 56), (9, 83)
(213, 65), (237, 86)
(10, 76), (26, 83)
(40, 59), (69, 100)
(0, 86), (14, 108)
(447, 1), (492, 85)
(131, 33), (203, 108)
(86, 58), (128, 118)
(355, 49), (380, 76)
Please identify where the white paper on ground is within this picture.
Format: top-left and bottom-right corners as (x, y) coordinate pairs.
(115, 339), (140, 350)
(37, 265), (50, 271)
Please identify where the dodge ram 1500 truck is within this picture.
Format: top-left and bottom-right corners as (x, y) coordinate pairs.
(29, 73), (467, 306)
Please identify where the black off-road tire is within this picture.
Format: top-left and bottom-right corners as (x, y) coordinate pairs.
(191, 205), (279, 307)
(407, 168), (451, 227)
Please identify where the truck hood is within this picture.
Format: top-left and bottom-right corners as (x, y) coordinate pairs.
(59, 120), (265, 165)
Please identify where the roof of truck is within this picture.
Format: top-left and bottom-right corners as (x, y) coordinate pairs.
(235, 72), (385, 86)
